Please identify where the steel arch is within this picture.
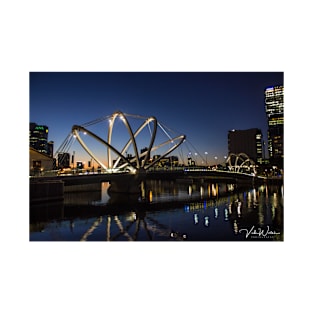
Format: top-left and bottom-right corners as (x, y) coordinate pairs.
(72, 125), (138, 171)
(111, 115), (158, 170)
(108, 111), (140, 169)
(72, 111), (186, 173)
(226, 152), (256, 174)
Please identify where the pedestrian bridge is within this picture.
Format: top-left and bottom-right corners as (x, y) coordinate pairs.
(31, 167), (265, 191)
(36, 111), (275, 194)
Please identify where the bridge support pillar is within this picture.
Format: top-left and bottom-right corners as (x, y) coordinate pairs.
(108, 171), (146, 194)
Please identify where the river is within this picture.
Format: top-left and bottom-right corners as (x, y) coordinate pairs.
(29, 179), (283, 241)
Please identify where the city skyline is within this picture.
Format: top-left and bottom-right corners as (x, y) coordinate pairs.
(29, 72), (283, 166)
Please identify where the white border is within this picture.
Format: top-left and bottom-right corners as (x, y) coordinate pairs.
(1, 1), (311, 312)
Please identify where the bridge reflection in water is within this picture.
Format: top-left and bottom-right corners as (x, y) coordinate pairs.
(29, 180), (283, 241)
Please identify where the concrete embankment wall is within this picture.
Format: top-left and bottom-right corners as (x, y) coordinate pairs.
(30, 180), (64, 203)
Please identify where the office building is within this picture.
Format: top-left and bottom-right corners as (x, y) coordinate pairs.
(265, 85), (284, 168)
(29, 122), (49, 154)
(58, 153), (70, 169)
(47, 141), (54, 158)
(228, 128), (263, 164)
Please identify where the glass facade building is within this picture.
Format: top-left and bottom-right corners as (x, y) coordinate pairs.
(265, 85), (284, 167)
(29, 123), (49, 154)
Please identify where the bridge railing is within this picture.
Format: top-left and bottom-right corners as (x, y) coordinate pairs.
(31, 165), (266, 179)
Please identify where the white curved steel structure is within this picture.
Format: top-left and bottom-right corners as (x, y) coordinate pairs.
(108, 112), (158, 170)
(226, 152), (256, 174)
(72, 111), (186, 173)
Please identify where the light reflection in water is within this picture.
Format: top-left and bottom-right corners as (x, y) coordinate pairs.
(80, 216), (103, 241)
(273, 192), (277, 208)
(107, 216), (111, 241)
(233, 220), (239, 234)
(30, 180), (283, 241)
(194, 213), (199, 224)
(258, 206), (264, 226)
(214, 207), (219, 219)
(101, 182), (111, 203)
(211, 184), (217, 197)
(272, 206), (276, 220)
(188, 185), (192, 196)
(224, 208), (229, 221)
(253, 188), (257, 203)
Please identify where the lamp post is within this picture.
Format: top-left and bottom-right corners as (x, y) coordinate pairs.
(72, 151), (75, 172)
(188, 152), (192, 166)
(205, 152), (208, 167)
(214, 156), (218, 169)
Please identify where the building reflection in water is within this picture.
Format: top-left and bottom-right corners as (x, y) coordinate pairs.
(30, 179), (283, 241)
(137, 180), (233, 205)
(228, 197), (242, 235)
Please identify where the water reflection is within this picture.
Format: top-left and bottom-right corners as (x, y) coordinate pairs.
(214, 207), (219, 219)
(30, 180), (283, 241)
(78, 211), (189, 241)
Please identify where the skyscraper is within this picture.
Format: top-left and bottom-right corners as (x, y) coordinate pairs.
(29, 123), (49, 154)
(265, 85), (284, 168)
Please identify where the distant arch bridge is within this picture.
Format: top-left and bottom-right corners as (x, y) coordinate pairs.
(226, 153), (256, 175)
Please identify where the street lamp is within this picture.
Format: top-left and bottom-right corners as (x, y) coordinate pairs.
(72, 151), (75, 172)
(205, 152), (208, 167)
(188, 152), (192, 166)
(214, 156), (218, 169)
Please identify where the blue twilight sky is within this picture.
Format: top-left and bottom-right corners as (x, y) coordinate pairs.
(29, 72), (283, 165)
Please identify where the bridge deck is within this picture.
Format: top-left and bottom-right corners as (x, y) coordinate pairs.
(30, 169), (282, 186)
